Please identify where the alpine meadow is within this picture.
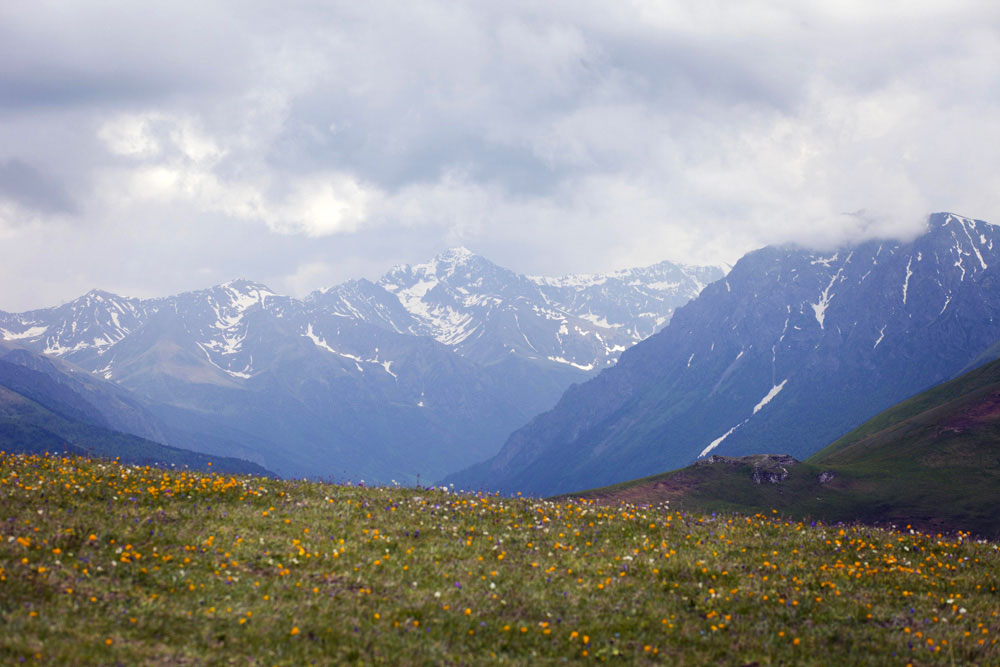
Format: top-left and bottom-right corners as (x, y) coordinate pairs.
(2, 453), (999, 664)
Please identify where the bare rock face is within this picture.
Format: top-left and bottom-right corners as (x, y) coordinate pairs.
(752, 467), (787, 484)
(700, 455), (741, 466)
(749, 455), (797, 484)
(818, 471), (836, 484)
(696, 453), (799, 484)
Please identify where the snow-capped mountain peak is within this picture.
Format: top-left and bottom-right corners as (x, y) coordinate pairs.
(0, 289), (146, 359)
(435, 246), (478, 265)
(213, 280), (278, 310)
(369, 253), (724, 369)
(383, 247), (498, 288)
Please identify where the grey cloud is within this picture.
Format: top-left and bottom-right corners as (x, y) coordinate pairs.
(0, 1), (999, 310)
(0, 75), (167, 111)
(0, 2), (258, 111)
(0, 159), (76, 215)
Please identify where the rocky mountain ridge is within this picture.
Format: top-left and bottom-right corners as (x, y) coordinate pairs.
(2, 250), (719, 379)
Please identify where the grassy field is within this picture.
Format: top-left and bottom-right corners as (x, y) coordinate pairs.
(2, 453), (999, 665)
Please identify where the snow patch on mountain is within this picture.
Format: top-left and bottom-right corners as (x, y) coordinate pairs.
(527, 273), (609, 288)
(700, 423), (741, 458)
(221, 280), (277, 309)
(1, 325), (48, 340)
(547, 356), (595, 371)
(811, 268), (843, 329)
(700, 379), (788, 458)
(902, 258), (914, 304)
(302, 324), (399, 378)
(303, 324), (340, 355)
(196, 342), (252, 379)
(753, 379), (788, 414)
(874, 325), (887, 349)
(43, 339), (90, 355)
(577, 312), (620, 329)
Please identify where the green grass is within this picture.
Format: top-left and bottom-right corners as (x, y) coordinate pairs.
(2, 452), (1000, 664)
(809, 358), (1000, 465)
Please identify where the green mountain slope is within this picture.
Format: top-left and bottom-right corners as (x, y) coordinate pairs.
(562, 358), (1000, 537)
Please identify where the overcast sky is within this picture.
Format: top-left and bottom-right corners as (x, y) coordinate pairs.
(1, 1), (998, 310)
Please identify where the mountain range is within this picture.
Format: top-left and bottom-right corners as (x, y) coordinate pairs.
(447, 213), (1000, 496)
(0, 251), (720, 482)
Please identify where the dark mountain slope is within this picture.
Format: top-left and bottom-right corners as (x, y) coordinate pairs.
(0, 343), (170, 444)
(563, 357), (1000, 538)
(0, 358), (110, 428)
(0, 361), (270, 474)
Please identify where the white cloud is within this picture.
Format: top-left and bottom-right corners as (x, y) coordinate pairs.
(265, 175), (374, 236)
(94, 111), (378, 238)
(280, 260), (338, 298)
(103, 161), (377, 238)
(170, 120), (225, 164)
(98, 115), (161, 158)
